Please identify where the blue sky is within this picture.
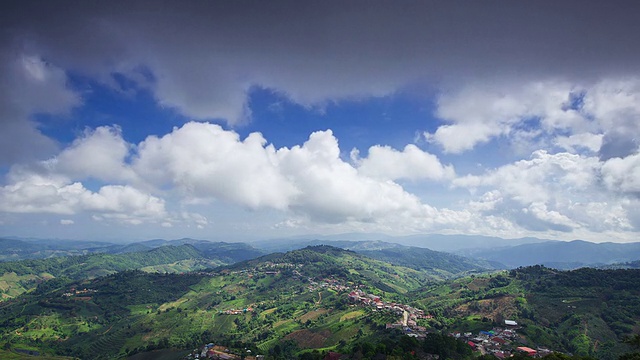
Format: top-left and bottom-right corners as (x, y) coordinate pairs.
(2, 1), (640, 243)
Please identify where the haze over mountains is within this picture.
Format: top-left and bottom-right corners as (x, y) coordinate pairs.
(4, 234), (640, 271)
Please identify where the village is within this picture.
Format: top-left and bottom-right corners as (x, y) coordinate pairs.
(452, 325), (553, 358)
(346, 288), (557, 358)
(185, 343), (264, 360)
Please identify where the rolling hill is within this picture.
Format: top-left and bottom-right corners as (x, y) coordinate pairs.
(251, 239), (502, 278)
(2, 240), (639, 359)
(0, 245), (446, 359)
(0, 237), (266, 263)
(2, 244), (637, 359)
(410, 265), (640, 359)
(0, 241), (264, 302)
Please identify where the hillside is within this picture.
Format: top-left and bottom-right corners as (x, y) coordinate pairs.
(0, 240), (267, 302)
(409, 266), (640, 359)
(0, 245), (216, 301)
(462, 240), (640, 269)
(0, 246), (470, 359)
(0, 246), (635, 359)
(1, 245), (638, 359)
(0, 238), (113, 262)
(251, 239), (502, 278)
(356, 246), (502, 277)
(0, 238), (265, 263)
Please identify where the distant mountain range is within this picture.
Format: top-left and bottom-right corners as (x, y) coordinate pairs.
(252, 233), (546, 252)
(0, 237), (265, 263)
(252, 234), (640, 270)
(250, 239), (503, 277)
(4, 234), (640, 271)
(460, 240), (640, 269)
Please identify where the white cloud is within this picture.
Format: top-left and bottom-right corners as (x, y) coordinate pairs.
(0, 172), (167, 225)
(60, 219), (74, 225)
(5, 111), (640, 239)
(427, 81), (590, 153)
(129, 123), (465, 228)
(275, 130), (426, 223)
(583, 79), (640, 159)
(524, 202), (578, 231)
(455, 150), (600, 204)
(355, 144), (455, 181)
(133, 122), (297, 210)
(50, 125), (136, 183)
(453, 149), (640, 234)
(132, 124), (444, 225)
(0, 121), (479, 234)
(602, 151), (640, 193)
(554, 133), (603, 153)
(426, 78), (640, 162)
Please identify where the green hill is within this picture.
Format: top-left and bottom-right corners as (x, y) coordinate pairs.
(0, 245), (217, 301)
(1, 246), (636, 359)
(0, 246), (451, 359)
(251, 239), (503, 277)
(356, 246), (502, 277)
(410, 265), (640, 359)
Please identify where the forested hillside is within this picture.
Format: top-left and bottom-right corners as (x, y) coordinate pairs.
(411, 266), (640, 359)
(0, 245), (214, 301)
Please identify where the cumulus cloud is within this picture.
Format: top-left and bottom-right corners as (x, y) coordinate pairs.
(554, 133), (603, 153)
(0, 121), (470, 231)
(354, 144), (455, 181)
(427, 81), (589, 153)
(454, 150), (640, 234)
(4, 118), (640, 239)
(132, 124), (453, 225)
(0, 172), (167, 225)
(275, 130), (426, 223)
(602, 151), (640, 194)
(426, 78), (640, 159)
(133, 122), (297, 209)
(48, 125), (136, 183)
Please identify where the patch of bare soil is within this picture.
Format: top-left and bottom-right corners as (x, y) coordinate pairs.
(455, 295), (518, 321)
(298, 308), (329, 323)
(284, 329), (332, 348)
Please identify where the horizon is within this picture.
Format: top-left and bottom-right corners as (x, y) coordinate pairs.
(2, 232), (635, 246)
(2, 2), (640, 243)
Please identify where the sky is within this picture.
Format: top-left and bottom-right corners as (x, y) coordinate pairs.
(2, 1), (640, 243)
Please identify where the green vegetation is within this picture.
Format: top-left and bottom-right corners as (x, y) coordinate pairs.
(0, 246), (440, 359)
(0, 244), (638, 359)
(358, 246), (500, 278)
(0, 245), (221, 301)
(410, 265), (640, 359)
